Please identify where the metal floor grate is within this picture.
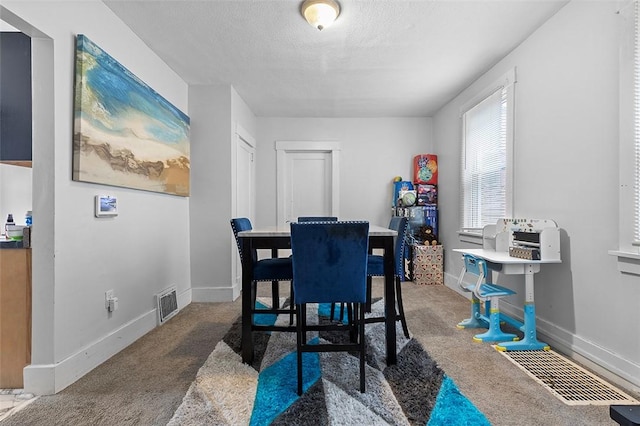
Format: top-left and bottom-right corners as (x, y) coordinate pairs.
(499, 350), (639, 406)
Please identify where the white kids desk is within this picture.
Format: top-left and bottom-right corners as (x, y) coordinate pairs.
(453, 218), (561, 351)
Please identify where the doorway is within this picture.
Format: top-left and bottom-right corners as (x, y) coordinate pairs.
(232, 124), (256, 288)
(1, 6), (56, 394)
(275, 141), (340, 225)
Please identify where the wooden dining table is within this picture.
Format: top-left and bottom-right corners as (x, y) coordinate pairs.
(237, 224), (398, 366)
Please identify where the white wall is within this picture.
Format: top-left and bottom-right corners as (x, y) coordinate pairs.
(189, 85), (232, 302)
(0, 164), (32, 231)
(434, 0), (640, 392)
(2, 1), (191, 394)
(255, 117), (433, 227)
(188, 85), (257, 302)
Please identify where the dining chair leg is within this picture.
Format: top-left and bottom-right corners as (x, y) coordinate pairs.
(329, 302), (345, 322)
(365, 276), (373, 312)
(289, 283), (295, 325)
(270, 248), (281, 308)
(251, 283), (258, 326)
(271, 281), (280, 308)
(348, 303), (357, 342)
(395, 277), (410, 338)
(296, 303), (305, 396)
(359, 302), (366, 393)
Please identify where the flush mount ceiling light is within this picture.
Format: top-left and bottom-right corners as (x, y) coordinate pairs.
(301, 0), (340, 31)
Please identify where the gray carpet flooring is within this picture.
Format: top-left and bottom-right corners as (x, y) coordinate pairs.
(1, 282), (621, 425)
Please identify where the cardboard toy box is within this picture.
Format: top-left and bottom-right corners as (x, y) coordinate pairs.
(412, 244), (444, 285)
(416, 184), (437, 206)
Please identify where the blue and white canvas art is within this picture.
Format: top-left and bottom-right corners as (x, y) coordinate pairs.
(73, 34), (190, 196)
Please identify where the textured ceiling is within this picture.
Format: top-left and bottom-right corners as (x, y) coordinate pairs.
(103, 0), (568, 117)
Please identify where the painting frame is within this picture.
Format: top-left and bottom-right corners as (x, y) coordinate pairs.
(72, 34), (190, 197)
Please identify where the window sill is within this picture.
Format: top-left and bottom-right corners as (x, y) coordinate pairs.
(609, 249), (640, 275)
(457, 230), (483, 245)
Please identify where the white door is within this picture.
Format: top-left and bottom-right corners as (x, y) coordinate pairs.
(233, 126), (255, 288)
(236, 138), (254, 220)
(276, 141), (340, 225)
(287, 151), (332, 220)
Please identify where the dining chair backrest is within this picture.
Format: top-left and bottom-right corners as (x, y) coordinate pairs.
(364, 216), (409, 280)
(230, 217), (257, 264)
(290, 221), (369, 304)
(390, 216), (409, 280)
(297, 216), (338, 222)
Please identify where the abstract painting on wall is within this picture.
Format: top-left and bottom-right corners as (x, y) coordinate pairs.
(72, 34), (190, 196)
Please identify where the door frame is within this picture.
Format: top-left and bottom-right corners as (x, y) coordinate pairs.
(275, 140), (340, 225)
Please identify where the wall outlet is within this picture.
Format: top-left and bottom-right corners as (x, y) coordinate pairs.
(105, 290), (114, 310)
(108, 297), (118, 312)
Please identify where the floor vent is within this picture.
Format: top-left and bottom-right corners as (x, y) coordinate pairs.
(499, 349), (639, 406)
(156, 286), (179, 325)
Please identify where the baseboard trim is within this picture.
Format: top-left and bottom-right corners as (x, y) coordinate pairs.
(24, 309), (156, 395)
(191, 283), (239, 302)
(24, 288), (193, 395)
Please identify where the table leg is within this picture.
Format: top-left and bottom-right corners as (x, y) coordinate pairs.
(271, 248), (279, 308)
(241, 238), (254, 364)
(495, 264), (550, 351)
(384, 236), (397, 365)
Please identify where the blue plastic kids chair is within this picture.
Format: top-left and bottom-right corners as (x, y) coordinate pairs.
(456, 254), (519, 343)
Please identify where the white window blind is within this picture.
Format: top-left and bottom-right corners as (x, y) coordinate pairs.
(461, 87), (508, 231)
(610, 0), (640, 264)
(633, 0), (640, 244)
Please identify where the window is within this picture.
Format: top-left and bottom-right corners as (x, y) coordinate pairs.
(632, 1), (640, 245)
(459, 70), (515, 234)
(611, 0), (640, 272)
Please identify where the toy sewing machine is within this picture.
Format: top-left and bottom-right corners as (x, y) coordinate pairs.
(483, 218), (560, 262)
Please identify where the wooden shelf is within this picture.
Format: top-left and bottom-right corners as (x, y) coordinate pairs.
(0, 249), (31, 388)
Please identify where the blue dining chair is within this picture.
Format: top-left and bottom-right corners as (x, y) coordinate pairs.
(365, 216), (411, 338)
(297, 216), (338, 222)
(230, 218), (295, 326)
(290, 221), (369, 395)
(297, 216), (343, 320)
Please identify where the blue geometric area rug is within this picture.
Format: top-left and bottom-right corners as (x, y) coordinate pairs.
(167, 299), (490, 426)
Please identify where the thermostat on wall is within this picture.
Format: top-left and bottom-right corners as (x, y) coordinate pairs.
(95, 195), (118, 217)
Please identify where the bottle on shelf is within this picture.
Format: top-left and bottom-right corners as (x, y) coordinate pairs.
(25, 211), (32, 226)
(4, 214), (15, 239)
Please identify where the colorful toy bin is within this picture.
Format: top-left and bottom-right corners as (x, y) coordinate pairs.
(413, 154), (438, 185)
